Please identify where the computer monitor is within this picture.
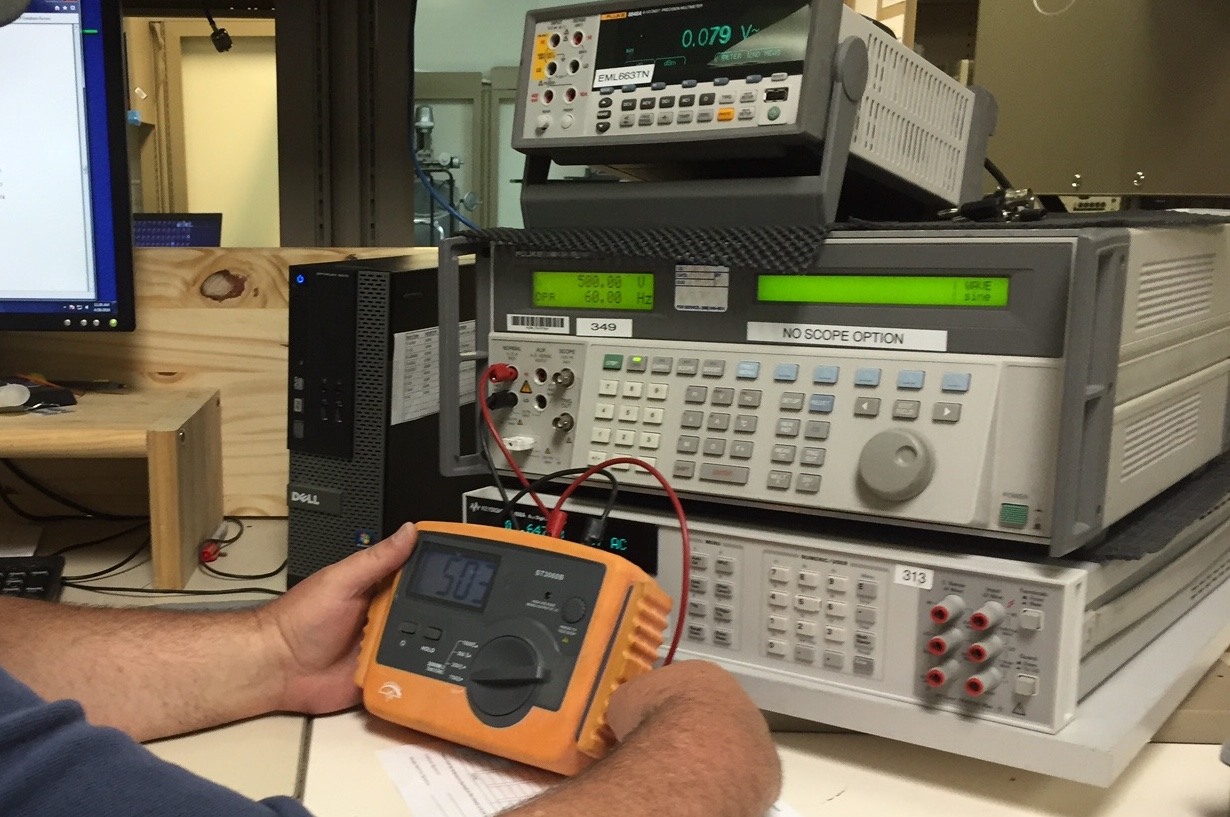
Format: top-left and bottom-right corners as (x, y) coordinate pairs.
(0, 0), (135, 331)
(133, 213), (224, 248)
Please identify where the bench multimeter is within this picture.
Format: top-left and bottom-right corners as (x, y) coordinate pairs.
(356, 521), (672, 775)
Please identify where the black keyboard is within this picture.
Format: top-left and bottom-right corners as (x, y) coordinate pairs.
(0, 555), (65, 601)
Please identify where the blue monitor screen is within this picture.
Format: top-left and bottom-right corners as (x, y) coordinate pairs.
(0, 0), (135, 330)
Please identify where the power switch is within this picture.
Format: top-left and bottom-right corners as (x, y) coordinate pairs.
(1000, 503), (1030, 528)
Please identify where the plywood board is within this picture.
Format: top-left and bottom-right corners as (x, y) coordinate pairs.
(0, 247), (438, 515)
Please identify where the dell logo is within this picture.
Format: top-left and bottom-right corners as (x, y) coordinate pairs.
(286, 484), (343, 515)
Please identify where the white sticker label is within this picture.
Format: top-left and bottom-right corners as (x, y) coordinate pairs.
(390, 321), (477, 426)
(576, 317), (633, 338)
(593, 64), (655, 88)
(675, 265), (730, 313)
(894, 565), (935, 590)
(746, 322), (948, 352)
(507, 314), (570, 335)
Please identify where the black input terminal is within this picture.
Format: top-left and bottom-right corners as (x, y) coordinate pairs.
(486, 391), (518, 410)
(765, 87), (789, 102)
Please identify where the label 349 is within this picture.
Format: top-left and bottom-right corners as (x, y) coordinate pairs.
(577, 318), (632, 338)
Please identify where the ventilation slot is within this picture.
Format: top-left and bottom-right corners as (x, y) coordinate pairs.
(1120, 392), (1202, 481)
(1134, 253), (1215, 333)
(848, 21), (972, 202)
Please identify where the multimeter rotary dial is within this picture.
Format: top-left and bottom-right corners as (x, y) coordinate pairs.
(466, 634), (552, 720)
(857, 429), (935, 502)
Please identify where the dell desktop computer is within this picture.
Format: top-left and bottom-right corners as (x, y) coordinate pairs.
(286, 255), (485, 583)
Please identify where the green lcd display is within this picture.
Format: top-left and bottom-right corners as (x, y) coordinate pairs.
(533, 272), (655, 311)
(758, 275), (1010, 307)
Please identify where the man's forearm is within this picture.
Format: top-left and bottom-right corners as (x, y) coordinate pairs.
(0, 597), (286, 741)
(506, 688), (781, 817)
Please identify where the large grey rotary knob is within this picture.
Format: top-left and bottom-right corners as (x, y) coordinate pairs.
(465, 636), (548, 720)
(857, 429), (935, 501)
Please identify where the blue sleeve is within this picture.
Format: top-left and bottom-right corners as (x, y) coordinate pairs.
(0, 666), (314, 817)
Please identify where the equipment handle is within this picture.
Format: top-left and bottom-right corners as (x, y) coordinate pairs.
(438, 236), (489, 477)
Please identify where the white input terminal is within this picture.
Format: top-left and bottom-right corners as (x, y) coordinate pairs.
(503, 435), (537, 452)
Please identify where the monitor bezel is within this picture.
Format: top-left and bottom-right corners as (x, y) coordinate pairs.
(2, 0), (135, 332)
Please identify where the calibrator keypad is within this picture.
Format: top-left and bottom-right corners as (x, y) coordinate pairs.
(763, 553), (887, 680)
(683, 546), (742, 651)
(585, 352), (975, 495)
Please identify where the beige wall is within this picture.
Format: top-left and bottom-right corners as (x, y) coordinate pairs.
(181, 35), (281, 247)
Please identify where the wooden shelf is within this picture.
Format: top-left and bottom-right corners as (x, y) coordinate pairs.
(0, 389), (223, 589)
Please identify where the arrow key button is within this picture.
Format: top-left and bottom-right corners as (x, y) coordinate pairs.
(932, 402), (962, 423)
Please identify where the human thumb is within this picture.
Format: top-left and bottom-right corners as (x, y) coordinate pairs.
(333, 522), (417, 597)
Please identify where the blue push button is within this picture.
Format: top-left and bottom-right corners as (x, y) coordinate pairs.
(773, 363), (800, 382)
(714, 77), (730, 86)
(809, 394), (835, 414)
(812, 365), (839, 385)
(942, 372), (972, 393)
(746, 74), (763, 84)
(897, 370), (925, 390)
(651, 81), (667, 91)
(736, 361), (761, 380)
(599, 86), (615, 95)
(682, 79), (698, 88)
(621, 84), (638, 94)
(854, 368), (882, 387)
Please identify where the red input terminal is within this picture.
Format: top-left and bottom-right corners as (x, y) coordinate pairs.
(487, 364), (519, 383)
(968, 601), (1007, 632)
(926, 627), (966, 657)
(964, 668), (1003, 697)
(929, 594), (965, 626)
(965, 636), (1004, 664)
(924, 659), (960, 689)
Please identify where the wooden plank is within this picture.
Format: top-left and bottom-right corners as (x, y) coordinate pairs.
(0, 247), (436, 516)
(147, 390), (223, 588)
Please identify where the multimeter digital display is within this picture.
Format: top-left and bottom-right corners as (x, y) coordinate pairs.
(407, 544), (500, 609)
(356, 522), (671, 776)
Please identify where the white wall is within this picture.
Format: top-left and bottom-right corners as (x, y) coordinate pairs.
(181, 36), (281, 247)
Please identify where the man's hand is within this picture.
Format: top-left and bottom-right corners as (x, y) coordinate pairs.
(259, 523), (416, 715)
(503, 660), (781, 817)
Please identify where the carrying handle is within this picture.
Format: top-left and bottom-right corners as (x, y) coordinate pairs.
(437, 236), (490, 477)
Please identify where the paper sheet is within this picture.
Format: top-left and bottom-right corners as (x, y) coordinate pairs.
(378, 738), (801, 817)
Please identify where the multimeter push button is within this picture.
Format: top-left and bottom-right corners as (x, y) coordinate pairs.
(561, 597), (588, 623)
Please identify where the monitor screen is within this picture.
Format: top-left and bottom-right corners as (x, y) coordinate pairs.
(0, 0), (135, 331)
(133, 213), (224, 248)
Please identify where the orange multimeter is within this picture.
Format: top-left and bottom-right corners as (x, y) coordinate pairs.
(355, 521), (671, 776)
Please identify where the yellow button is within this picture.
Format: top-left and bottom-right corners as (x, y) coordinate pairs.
(717, 107), (735, 122)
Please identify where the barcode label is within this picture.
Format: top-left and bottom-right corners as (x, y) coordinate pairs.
(507, 314), (570, 334)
